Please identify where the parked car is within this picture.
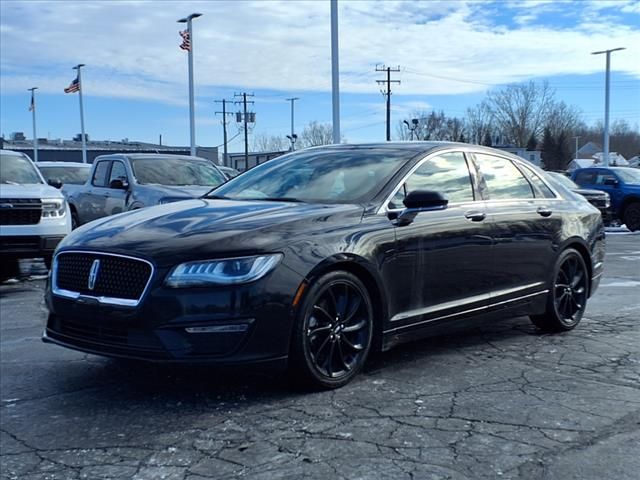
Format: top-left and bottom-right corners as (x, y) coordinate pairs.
(546, 171), (611, 223)
(0, 150), (71, 280)
(218, 165), (241, 179)
(67, 154), (226, 228)
(36, 161), (92, 188)
(44, 143), (605, 388)
(571, 166), (640, 231)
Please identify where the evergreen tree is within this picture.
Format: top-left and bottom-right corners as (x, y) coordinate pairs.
(482, 131), (493, 147)
(526, 133), (538, 151)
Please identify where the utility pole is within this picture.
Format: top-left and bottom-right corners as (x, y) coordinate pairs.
(330, 0), (340, 144)
(286, 97), (299, 150)
(591, 47), (625, 167)
(572, 136), (580, 160)
(28, 87), (38, 161)
(376, 65), (401, 141)
(234, 93), (255, 169)
(215, 99), (234, 166)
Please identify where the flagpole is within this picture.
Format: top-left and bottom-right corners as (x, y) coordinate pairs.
(28, 87), (38, 162)
(178, 13), (201, 157)
(74, 64), (87, 163)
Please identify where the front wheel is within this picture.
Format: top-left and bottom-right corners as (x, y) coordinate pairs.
(623, 202), (640, 232)
(289, 271), (374, 389)
(530, 248), (588, 332)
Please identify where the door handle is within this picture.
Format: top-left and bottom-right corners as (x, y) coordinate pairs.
(465, 211), (486, 222)
(537, 206), (552, 217)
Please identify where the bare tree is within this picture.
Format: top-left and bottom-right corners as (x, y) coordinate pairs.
(485, 81), (554, 147)
(466, 101), (494, 144)
(299, 121), (335, 147)
(545, 101), (582, 138)
(252, 134), (287, 152)
(395, 110), (467, 142)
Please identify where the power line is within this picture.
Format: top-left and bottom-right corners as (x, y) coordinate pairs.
(376, 65), (401, 141)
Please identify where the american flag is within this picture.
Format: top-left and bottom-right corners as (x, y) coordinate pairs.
(29, 91), (35, 111)
(64, 76), (80, 93)
(179, 30), (191, 51)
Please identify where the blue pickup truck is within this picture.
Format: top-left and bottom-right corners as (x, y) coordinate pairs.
(571, 166), (640, 231)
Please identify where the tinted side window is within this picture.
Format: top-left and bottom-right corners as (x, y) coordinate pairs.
(594, 171), (617, 185)
(92, 161), (110, 187)
(389, 152), (474, 209)
(574, 171), (595, 185)
(109, 161), (128, 185)
(475, 154), (534, 200)
(519, 165), (556, 199)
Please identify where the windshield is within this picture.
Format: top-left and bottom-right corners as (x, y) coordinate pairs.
(212, 148), (417, 204)
(131, 158), (226, 186)
(548, 172), (579, 189)
(616, 168), (640, 185)
(0, 153), (43, 184)
(39, 165), (90, 185)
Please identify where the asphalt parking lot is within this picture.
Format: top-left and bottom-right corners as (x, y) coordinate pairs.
(1, 232), (639, 480)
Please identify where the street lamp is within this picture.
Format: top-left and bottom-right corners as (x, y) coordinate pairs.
(178, 13), (202, 156)
(403, 118), (419, 140)
(286, 134), (298, 151)
(591, 47), (625, 167)
(28, 87), (38, 161)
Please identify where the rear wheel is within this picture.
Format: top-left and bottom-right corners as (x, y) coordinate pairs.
(623, 202), (640, 232)
(530, 248), (588, 332)
(290, 271), (373, 389)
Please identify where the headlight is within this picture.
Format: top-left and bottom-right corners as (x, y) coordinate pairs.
(41, 198), (66, 218)
(165, 254), (283, 287)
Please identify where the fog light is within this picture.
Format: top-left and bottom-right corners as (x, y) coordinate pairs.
(185, 324), (250, 334)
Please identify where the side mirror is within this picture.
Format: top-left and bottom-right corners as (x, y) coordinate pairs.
(47, 178), (63, 189)
(395, 190), (448, 226)
(603, 178), (619, 187)
(109, 179), (129, 190)
(403, 190), (449, 210)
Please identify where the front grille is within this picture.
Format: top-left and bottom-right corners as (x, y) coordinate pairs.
(0, 236), (40, 250)
(55, 252), (153, 302)
(0, 198), (42, 225)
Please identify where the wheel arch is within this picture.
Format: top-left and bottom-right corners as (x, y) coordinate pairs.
(301, 255), (389, 353)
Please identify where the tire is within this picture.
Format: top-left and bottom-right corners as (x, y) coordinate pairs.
(71, 210), (80, 230)
(289, 271), (374, 389)
(623, 202), (640, 232)
(530, 248), (588, 332)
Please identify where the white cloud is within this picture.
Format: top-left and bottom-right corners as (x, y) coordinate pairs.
(1, 0), (638, 103)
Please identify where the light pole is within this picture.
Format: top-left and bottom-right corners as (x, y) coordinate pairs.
(73, 64), (87, 163)
(286, 97), (299, 150)
(403, 118), (419, 141)
(178, 13), (202, 156)
(591, 47), (625, 167)
(28, 87), (38, 161)
(330, 0), (340, 144)
(572, 135), (580, 160)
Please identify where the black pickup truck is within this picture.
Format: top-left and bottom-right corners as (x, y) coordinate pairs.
(67, 154), (226, 228)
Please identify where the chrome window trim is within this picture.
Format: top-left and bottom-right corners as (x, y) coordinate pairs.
(52, 250), (155, 307)
(377, 147), (481, 215)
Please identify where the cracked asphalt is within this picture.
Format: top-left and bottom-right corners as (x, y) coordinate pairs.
(1, 233), (639, 480)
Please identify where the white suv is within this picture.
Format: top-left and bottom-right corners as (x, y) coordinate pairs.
(1, 150), (71, 280)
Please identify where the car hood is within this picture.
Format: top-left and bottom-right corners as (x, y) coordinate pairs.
(59, 199), (364, 266)
(0, 183), (65, 200)
(573, 188), (608, 198)
(137, 184), (216, 200)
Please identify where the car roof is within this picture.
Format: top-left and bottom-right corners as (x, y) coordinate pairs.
(95, 153), (210, 162)
(36, 161), (91, 167)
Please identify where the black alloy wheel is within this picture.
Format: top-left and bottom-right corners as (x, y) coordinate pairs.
(623, 202), (640, 232)
(290, 271), (373, 389)
(531, 248), (588, 332)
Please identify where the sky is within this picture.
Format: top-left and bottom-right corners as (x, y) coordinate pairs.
(1, 0), (639, 153)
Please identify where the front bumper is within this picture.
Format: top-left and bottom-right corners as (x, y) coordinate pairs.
(0, 235), (65, 258)
(44, 264), (303, 365)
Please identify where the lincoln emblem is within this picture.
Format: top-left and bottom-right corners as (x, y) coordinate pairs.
(88, 259), (100, 291)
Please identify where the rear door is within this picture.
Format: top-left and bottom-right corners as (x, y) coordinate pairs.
(472, 153), (560, 304)
(384, 151), (494, 330)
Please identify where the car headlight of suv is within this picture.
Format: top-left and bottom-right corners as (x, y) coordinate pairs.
(41, 198), (67, 218)
(165, 254), (283, 287)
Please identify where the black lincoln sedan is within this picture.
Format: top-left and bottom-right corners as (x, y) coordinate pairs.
(44, 143), (605, 388)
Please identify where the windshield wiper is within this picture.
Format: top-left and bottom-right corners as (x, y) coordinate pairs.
(256, 197), (305, 203)
(202, 193), (228, 200)
(1, 180), (20, 185)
